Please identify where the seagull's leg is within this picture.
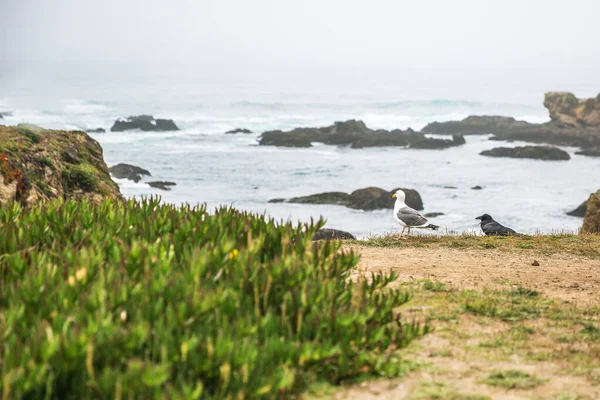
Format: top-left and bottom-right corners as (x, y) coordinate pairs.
(407, 227), (411, 237)
(398, 226), (405, 240)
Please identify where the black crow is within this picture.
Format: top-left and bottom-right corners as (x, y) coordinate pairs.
(475, 214), (517, 236)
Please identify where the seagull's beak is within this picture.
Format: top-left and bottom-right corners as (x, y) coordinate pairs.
(392, 194), (397, 199)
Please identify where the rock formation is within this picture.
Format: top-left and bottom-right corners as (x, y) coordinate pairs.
(421, 93), (600, 152)
(147, 181), (176, 191)
(109, 164), (151, 183)
(480, 146), (570, 161)
(544, 92), (600, 128)
(313, 229), (356, 241)
(259, 120), (465, 149)
(226, 128), (253, 134)
(110, 115), (179, 132)
(575, 147), (600, 157)
(86, 127), (106, 133)
(270, 187), (424, 211)
(0, 125), (122, 207)
(567, 201), (588, 217)
(582, 189), (600, 233)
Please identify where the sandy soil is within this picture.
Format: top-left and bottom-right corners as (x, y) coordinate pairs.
(346, 245), (600, 307)
(326, 245), (600, 400)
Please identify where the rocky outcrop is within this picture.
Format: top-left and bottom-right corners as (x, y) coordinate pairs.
(421, 93), (600, 152)
(226, 128), (253, 134)
(575, 147), (600, 157)
(423, 116), (535, 135)
(313, 229), (356, 241)
(0, 125), (122, 207)
(110, 115), (179, 132)
(286, 192), (350, 206)
(147, 181), (176, 191)
(544, 92), (600, 128)
(0, 112), (11, 119)
(472, 185), (483, 190)
(582, 189), (600, 233)
(567, 201), (588, 217)
(424, 212), (444, 218)
(480, 146), (570, 161)
(259, 120), (466, 149)
(86, 127), (106, 133)
(109, 163), (151, 182)
(270, 187), (424, 211)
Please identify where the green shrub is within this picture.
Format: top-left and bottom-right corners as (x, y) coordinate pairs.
(17, 127), (41, 144)
(0, 198), (426, 399)
(63, 164), (97, 191)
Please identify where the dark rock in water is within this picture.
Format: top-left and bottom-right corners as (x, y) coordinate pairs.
(313, 229), (356, 241)
(424, 212), (444, 218)
(259, 119), (466, 149)
(423, 116), (533, 135)
(410, 134), (466, 149)
(147, 181), (176, 191)
(226, 128), (253, 134)
(155, 119), (179, 131)
(480, 146), (570, 161)
(277, 187), (424, 211)
(566, 201), (588, 217)
(86, 127), (106, 133)
(421, 93), (600, 153)
(444, 186), (457, 189)
(472, 185), (483, 190)
(110, 115), (179, 132)
(575, 147), (600, 157)
(288, 192), (350, 206)
(347, 187), (391, 210)
(0, 111), (12, 119)
(109, 163), (151, 183)
(259, 130), (313, 147)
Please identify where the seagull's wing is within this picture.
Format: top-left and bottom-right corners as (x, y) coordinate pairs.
(397, 207), (428, 227)
(482, 221), (516, 236)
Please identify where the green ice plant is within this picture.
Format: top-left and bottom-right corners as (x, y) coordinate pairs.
(0, 198), (426, 399)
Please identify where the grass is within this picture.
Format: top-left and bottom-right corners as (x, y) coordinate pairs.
(0, 198), (428, 399)
(408, 380), (491, 400)
(351, 233), (600, 259)
(479, 370), (544, 389)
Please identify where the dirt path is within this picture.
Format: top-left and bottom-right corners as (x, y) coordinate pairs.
(321, 245), (600, 400)
(346, 245), (600, 307)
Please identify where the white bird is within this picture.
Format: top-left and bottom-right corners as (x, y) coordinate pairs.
(392, 189), (439, 238)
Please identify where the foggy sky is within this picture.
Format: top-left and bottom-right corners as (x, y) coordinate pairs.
(1, 0), (599, 70)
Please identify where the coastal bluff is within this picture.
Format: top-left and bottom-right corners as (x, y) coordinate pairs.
(0, 124), (122, 207)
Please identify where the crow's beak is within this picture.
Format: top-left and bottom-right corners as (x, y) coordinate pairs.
(475, 216), (482, 220)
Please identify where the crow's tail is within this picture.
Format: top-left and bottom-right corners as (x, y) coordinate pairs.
(425, 224), (439, 230)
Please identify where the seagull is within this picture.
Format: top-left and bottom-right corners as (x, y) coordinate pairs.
(475, 214), (517, 236)
(392, 189), (439, 238)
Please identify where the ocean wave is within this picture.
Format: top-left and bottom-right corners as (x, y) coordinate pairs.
(61, 99), (113, 115)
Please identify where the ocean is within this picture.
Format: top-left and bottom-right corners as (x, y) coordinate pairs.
(1, 63), (598, 238)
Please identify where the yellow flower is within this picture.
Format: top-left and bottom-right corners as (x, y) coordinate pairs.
(75, 268), (87, 281)
(229, 249), (239, 260)
(68, 276), (76, 286)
